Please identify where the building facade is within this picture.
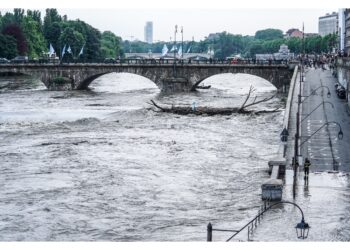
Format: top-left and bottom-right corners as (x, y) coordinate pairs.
(144, 21), (153, 44)
(319, 12), (338, 37)
(285, 28), (303, 38)
(345, 9), (350, 55)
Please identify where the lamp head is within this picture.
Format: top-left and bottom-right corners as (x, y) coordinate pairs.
(295, 219), (310, 239)
(338, 129), (344, 140)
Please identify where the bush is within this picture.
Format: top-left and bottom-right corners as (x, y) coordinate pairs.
(52, 76), (70, 85)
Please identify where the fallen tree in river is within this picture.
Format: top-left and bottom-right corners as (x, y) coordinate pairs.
(148, 85), (281, 116)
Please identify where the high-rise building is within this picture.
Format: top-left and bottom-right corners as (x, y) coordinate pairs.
(345, 9), (350, 55)
(144, 21), (153, 44)
(318, 12), (338, 37)
(338, 9), (350, 54)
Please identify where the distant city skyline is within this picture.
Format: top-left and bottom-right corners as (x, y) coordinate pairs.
(0, 8), (338, 42)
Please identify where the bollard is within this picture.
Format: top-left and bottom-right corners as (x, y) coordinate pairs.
(247, 225), (250, 241)
(207, 223), (212, 242)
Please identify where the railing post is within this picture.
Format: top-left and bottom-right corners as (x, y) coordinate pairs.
(207, 223), (212, 242)
(247, 225), (250, 241)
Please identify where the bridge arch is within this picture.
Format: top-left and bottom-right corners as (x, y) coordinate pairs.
(78, 72), (161, 91)
(185, 66), (292, 92)
(191, 72), (277, 91)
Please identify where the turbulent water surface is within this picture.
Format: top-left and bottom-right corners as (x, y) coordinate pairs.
(1, 72), (348, 241)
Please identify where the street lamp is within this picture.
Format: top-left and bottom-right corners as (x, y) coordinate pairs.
(295, 218), (310, 239)
(181, 26), (184, 60)
(300, 101), (334, 123)
(300, 86), (331, 104)
(208, 200), (310, 241)
(300, 121), (344, 147)
(173, 25), (178, 77)
(280, 127), (289, 143)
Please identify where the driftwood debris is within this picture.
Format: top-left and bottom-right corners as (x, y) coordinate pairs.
(195, 85), (211, 89)
(148, 85), (280, 116)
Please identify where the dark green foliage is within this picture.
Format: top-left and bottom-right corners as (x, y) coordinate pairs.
(101, 31), (122, 58)
(0, 34), (18, 58)
(52, 76), (70, 85)
(2, 23), (28, 55)
(44, 22), (62, 53)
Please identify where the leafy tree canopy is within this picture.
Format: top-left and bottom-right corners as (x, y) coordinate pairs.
(255, 29), (284, 41)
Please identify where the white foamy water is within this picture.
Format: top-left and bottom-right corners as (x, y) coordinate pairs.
(2, 72), (347, 241)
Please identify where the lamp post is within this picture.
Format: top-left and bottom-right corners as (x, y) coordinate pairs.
(293, 64), (302, 198)
(181, 26), (184, 60)
(207, 200), (310, 241)
(293, 23), (306, 198)
(280, 127), (289, 157)
(173, 25), (178, 77)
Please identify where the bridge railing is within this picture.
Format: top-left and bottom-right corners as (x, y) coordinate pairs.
(0, 58), (291, 66)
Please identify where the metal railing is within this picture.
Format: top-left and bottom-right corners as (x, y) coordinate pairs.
(207, 200), (309, 242)
(207, 198), (272, 242)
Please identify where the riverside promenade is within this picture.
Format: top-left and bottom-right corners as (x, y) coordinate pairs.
(254, 66), (350, 241)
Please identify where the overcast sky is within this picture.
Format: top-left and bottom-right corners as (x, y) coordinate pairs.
(56, 9), (336, 41)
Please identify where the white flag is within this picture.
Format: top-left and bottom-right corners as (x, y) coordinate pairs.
(161, 44), (168, 56)
(61, 44), (66, 58)
(78, 45), (84, 56)
(49, 43), (55, 56)
(178, 46), (182, 57)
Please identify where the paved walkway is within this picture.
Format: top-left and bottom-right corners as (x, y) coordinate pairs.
(285, 66), (350, 172)
(247, 67), (350, 241)
(301, 67), (350, 172)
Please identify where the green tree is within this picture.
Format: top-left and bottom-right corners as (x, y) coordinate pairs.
(21, 16), (47, 58)
(285, 37), (301, 54)
(0, 34), (18, 58)
(26, 10), (42, 28)
(255, 29), (283, 41)
(213, 32), (244, 59)
(0, 12), (15, 30)
(249, 41), (265, 56)
(59, 27), (85, 58)
(43, 8), (62, 39)
(44, 22), (62, 53)
(100, 31), (122, 58)
(2, 23), (27, 55)
(13, 8), (25, 24)
(83, 24), (102, 60)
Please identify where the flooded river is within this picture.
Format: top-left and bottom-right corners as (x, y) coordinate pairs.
(1, 72), (348, 241)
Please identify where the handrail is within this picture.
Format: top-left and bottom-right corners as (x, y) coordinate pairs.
(207, 199), (309, 242)
(225, 201), (306, 242)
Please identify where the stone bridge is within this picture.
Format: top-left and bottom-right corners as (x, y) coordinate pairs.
(0, 63), (295, 92)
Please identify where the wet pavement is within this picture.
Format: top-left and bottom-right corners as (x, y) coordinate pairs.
(301, 67), (350, 172)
